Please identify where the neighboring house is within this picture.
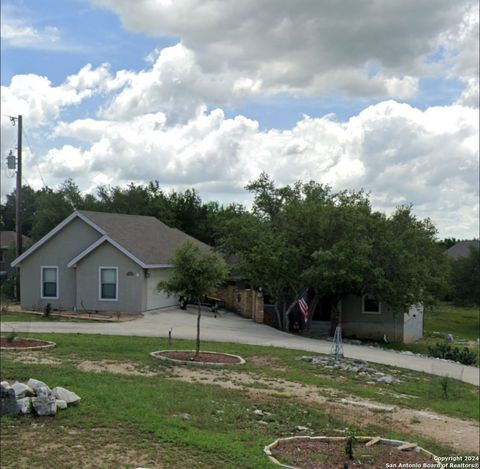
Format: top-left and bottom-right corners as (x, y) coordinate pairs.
(307, 294), (423, 343)
(11, 211), (209, 313)
(1, 231), (31, 281)
(445, 240), (480, 259)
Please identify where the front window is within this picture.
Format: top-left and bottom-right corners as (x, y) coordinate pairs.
(363, 295), (380, 314)
(42, 267), (58, 298)
(100, 268), (117, 300)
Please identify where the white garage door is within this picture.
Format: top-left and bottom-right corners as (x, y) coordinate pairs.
(146, 268), (177, 310)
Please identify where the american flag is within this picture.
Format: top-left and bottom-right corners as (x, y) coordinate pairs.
(298, 290), (309, 324)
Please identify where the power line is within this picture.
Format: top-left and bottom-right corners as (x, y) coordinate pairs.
(22, 128), (46, 186)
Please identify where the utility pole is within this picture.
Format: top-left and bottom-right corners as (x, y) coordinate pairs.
(16, 115), (23, 260)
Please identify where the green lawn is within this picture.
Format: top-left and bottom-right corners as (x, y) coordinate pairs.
(424, 302), (479, 340)
(1, 334), (478, 468)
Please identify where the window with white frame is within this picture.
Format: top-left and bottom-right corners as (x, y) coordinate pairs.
(41, 266), (58, 299)
(99, 267), (118, 300)
(362, 294), (380, 314)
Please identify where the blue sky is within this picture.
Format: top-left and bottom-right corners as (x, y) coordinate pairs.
(1, 0), (478, 237)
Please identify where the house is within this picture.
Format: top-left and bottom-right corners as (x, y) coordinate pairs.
(11, 211), (209, 313)
(445, 240), (480, 259)
(306, 294), (423, 343)
(1, 231), (31, 281)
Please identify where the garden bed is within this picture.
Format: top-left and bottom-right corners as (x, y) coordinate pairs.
(0, 337), (56, 351)
(265, 436), (442, 469)
(150, 350), (245, 366)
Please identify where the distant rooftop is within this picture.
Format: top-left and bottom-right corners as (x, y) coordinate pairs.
(0, 231), (31, 249)
(445, 240), (480, 259)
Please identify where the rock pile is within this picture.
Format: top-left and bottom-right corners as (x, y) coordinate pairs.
(0, 378), (80, 417)
(296, 355), (403, 384)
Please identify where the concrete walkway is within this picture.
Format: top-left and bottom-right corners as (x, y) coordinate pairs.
(2, 307), (478, 386)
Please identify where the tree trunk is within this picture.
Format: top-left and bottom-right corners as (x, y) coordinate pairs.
(283, 297), (299, 331)
(195, 299), (202, 357)
(273, 303), (283, 330)
(304, 291), (320, 333)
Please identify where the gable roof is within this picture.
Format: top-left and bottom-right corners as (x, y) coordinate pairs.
(11, 211), (210, 269)
(74, 211), (210, 267)
(446, 240), (480, 259)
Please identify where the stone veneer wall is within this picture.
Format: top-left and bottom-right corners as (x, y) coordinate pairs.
(217, 285), (264, 323)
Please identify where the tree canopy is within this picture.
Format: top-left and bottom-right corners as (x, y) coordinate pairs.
(449, 245), (480, 306)
(220, 174), (449, 330)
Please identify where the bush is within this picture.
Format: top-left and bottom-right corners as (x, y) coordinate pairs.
(427, 342), (477, 365)
(0, 273), (17, 300)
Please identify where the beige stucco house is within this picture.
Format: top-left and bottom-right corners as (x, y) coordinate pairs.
(11, 211), (209, 314)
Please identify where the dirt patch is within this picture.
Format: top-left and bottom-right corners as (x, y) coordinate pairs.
(77, 360), (159, 376)
(249, 355), (289, 371)
(270, 438), (437, 469)
(0, 422), (168, 469)
(7, 352), (63, 366)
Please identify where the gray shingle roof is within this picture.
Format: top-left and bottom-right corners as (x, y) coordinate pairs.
(445, 240), (480, 259)
(78, 211), (210, 265)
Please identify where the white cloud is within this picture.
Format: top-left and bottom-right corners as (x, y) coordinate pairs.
(101, 43), (260, 123)
(92, 0), (474, 99)
(1, 64), (113, 128)
(45, 100), (478, 238)
(1, 17), (60, 49)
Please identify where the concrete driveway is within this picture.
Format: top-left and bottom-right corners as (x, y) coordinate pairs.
(2, 307), (478, 386)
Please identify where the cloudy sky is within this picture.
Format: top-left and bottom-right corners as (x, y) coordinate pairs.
(1, 0), (478, 238)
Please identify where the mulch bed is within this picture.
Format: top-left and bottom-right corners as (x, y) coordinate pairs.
(0, 338), (53, 349)
(155, 351), (242, 364)
(271, 439), (437, 468)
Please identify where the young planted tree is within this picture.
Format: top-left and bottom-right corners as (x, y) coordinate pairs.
(157, 241), (229, 356)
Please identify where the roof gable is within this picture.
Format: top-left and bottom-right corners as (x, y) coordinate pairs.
(76, 211), (210, 266)
(11, 212), (105, 267)
(12, 210), (210, 268)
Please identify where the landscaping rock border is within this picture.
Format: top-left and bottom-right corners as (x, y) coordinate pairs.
(0, 337), (56, 351)
(264, 436), (444, 469)
(150, 350), (245, 367)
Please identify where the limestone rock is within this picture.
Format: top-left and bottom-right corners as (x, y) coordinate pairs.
(376, 375), (398, 385)
(178, 413), (190, 420)
(32, 386), (57, 416)
(56, 399), (68, 410)
(27, 378), (50, 393)
(16, 397), (32, 414)
(295, 425), (311, 432)
(12, 382), (35, 399)
(32, 394), (57, 416)
(0, 381), (10, 388)
(52, 387), (81, 406)
(0, 383), (19, 417)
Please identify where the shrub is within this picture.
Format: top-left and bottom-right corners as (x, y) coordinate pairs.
(427, 343), (476, 365)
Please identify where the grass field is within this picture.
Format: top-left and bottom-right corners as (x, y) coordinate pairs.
(1, 334), (478, 468)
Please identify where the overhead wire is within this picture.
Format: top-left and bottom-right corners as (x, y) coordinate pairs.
(22, 128), (46, 186)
